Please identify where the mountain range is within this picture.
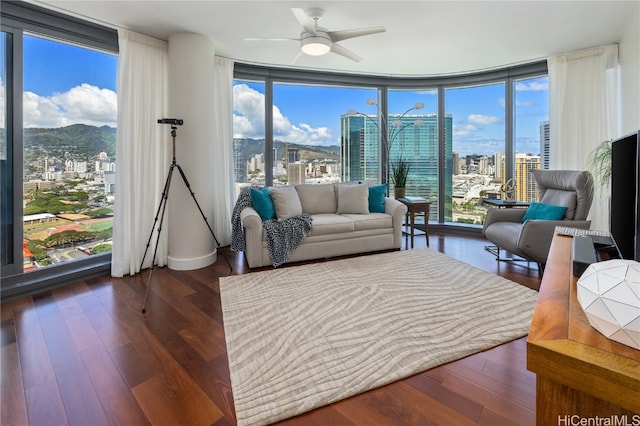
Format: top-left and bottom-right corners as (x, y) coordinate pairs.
(24, 124), (117, 162)
(20, 124), (341, 164)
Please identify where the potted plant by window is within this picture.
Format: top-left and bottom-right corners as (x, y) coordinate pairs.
(391, 156), (410, 198)
(589, 139), (612, 190)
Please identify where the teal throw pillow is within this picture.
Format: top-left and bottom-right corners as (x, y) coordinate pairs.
(368, 184), (387, 213)
(521, 202), (567, 223)
(250, 187), (276, 221)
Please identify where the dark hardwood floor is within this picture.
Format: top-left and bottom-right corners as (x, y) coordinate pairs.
(1, 232), (542, 425)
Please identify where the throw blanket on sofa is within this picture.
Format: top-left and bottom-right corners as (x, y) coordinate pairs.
(231, 189), (313, 267)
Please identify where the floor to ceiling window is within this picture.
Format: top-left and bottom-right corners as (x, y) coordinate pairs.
(514, 75), (549, 201)
(22, 34), (117, 271)
(272, 83), (376, 186)
(446, 82), (506, 225)
(1, 2), (118, 298)
(387, 89), (440, 219)
(232, 76), (377, 188)
(1, 30), (13, 269)
(232, 79), (266, 192)
(234, 62), (548, 229)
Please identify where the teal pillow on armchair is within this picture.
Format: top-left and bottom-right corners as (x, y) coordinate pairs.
(520, 202), (567, 223)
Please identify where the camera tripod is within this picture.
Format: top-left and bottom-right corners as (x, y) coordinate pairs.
(139, 120), (228, 314)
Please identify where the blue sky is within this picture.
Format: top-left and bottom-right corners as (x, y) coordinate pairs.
(21, 35), (118, 128)
(20, 33), (548, 157)
(24, 36), (117, 95)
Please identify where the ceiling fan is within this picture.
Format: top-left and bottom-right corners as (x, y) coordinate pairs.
(246, 7), (386, 63)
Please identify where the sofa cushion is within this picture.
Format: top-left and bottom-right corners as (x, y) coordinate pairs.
(336, 183), (370, 214)
(249, 187), (276, 221)
(333, 181), (369, 206)
(540, 189), (577, 219)
(295, 184), (337, 214)
(308, 214), (355, 236)
(268, 186), (302, 220)
(368, 184), (387, 213)
(342, 213), (392, 231)
(520, 202), (568, 223)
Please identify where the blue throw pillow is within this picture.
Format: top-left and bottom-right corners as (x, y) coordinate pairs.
(250, 187), (276, 221)
(368, 184), (387, 213)
(521, 202), (567, 223)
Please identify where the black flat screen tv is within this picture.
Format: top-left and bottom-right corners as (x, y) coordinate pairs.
(609, 130), (640, 261)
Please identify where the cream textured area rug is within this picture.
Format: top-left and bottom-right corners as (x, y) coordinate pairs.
(220, 248), (538, 426)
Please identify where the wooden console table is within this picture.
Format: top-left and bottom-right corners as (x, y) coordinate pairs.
(527, 234), (640, 424)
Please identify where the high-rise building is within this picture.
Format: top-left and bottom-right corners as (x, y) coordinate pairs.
(341, 115), (377, 182)
(340, 113), (453, 218)
(494, 152), (504, 179)
(233, 137), (248, 183)
(286, 146), (300, 164)
(452, 152), (460, 175)
(287, 163), (305, 185)
(540, 121), (550, 170)
(515, 153), (541, 202)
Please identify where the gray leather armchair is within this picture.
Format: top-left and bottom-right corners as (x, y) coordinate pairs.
(482, 170), (594, 268)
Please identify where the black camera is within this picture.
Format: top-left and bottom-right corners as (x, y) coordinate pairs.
(157, 118), (184, 125)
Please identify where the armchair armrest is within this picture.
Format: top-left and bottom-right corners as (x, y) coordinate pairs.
(518, 219), (591, 264)
(385, 197), (408, 248)
(482, 208), (527, 235)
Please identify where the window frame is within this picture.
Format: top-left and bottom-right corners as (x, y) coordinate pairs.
(234, 61), (548, 227)
(1, 2), (118, 301)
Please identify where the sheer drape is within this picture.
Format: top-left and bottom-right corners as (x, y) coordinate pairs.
(111, 30), (169, 277)
(547, 44), (619, 231)
(212, 56), (235, 245)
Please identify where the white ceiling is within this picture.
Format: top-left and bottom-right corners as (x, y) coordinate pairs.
(30, 0), (635, 76)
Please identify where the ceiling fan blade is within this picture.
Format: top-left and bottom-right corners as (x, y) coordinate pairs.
(330, 42), (362, 62)
(244, 37), (298, 42)
(291, 8), (317, 35)
(328, 26), (386, 42)
(290, 50), (305, 65)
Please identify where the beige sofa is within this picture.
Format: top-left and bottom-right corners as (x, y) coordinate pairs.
(239, 182), (408, 268)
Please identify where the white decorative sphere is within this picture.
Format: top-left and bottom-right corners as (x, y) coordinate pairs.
(577, 259), (640, 349)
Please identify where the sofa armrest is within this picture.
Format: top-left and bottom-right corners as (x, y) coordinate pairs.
(385, 197), (408, 248)
(518, 219), (591, 264)
(482, 208), (527, 235)
(239, 207), (264, 268)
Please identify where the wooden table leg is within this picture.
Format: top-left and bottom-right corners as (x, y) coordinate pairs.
(425, 214), (429, 247)
(410, 211), (415, 248)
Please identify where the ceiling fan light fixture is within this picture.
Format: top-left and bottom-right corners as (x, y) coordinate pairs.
(300, 31), (331, 56)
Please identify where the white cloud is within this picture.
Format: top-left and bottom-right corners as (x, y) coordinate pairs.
(499, 96), (534, 108)
(453, 123), (478, 137)
(233, 83), (265, 138)
(515, 81), (548, 91)
(468, 114), (500, 125)
(24, 83), (117, 128)
(233, 83), (334, 146)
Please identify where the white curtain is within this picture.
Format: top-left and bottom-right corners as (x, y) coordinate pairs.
(111, 30), (169, 277)
(547, 44), (619, 232)
(211, 56), (235, 245)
